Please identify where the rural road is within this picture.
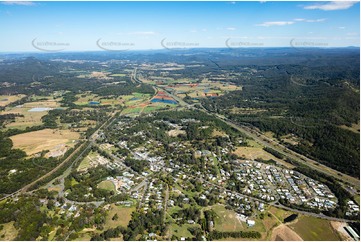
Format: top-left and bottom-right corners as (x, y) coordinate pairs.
(161, 83), (359, 188)
(137, 69), (360, 192)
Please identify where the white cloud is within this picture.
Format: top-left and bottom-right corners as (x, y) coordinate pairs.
(226, 27), (236, 31)
(294, 18), (326, 23)
(1, 1), (35, 5)
(304, 1), (357, 11)
(256, 21), (294, 27)
(338, 26), (346, 29)
(347, 32), (358, 36)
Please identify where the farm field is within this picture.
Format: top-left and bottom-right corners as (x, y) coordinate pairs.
(169, 223), (199, 239)
(0, 94), (26, 107)
(103, 204), (135, 230)
(1, 99), (61, 129)
(109, 73), (126, 77)
(10, 129), (79, 156)
(288, 215), (342, 241)
(232, 146), (293, 169)
(161, 79), (241, 101)
(74, 92), (123, 106)
(267, 206), (294, 222)
(0, 222), (18, 240)
(271, 224), (303, 241)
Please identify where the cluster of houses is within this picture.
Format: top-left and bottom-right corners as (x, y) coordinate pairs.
(235, 160), (337, 211)
(143, 180), (164, 212)
(105, 171), (136, 191)
(346, 200), (360, 217)
(103, 117), (355, 222)
(53, 201), (80, 218)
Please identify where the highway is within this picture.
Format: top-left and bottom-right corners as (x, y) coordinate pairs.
(0, 111), (119, 201)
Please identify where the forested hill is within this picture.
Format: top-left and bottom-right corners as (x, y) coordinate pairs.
(200, 50), (360, 177)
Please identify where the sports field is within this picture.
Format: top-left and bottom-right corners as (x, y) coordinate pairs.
(212, 204), (244, 231)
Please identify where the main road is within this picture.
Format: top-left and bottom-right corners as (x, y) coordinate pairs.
(153, 84), (360, 192)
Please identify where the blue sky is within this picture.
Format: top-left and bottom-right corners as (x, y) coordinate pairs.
(0, 1), (359, 51)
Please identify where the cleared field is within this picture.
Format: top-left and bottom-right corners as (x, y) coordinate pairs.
(166, 79), (241, 101)
(76, 232), (92, 241)
(233, 146), (293, 169)
(121, 107), (143, 115)
(0, 221), (18, 240)
(103, 204), (135, 230)
(212, 204), (244, 231)
(168, 129), (186, 137)
(263, 213), (280, 240)
(10, 129), (79, 156)
(109, 73), (126, 77)
(98, 180), (116, 192)
(142, 104), (172, 113)
(268, 206), (294, 222)
(1, 99), (61, 129)
(212, 129), (227, 137)
(339, 122), (360, 133)
(77, 151), (110, 172)
(288, 215), (341, 241)
(74, 93), (122, 106)
(271, 224), (303, 241)
(0, 94), (26, 107)
(169, 223), (199, 239)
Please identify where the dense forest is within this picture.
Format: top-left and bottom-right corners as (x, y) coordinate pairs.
(200, 51), (360, 177)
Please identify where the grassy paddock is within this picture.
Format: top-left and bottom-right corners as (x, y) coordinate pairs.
(0, 221), (18, 240)
(288, 215), (341, 241)
(212, 204), (244, 232)
(10, 129), (79, 156)
(103, 204), (135, 230)
(98, 180), (116, 192)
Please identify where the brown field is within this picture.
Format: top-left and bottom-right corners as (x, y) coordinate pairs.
(271, 224), (303, 241)
(168, 129), (186, 137)
(103, 204), (135, 230)
(0, 94), (26, 107)
(77, 71), (113, 80)
(0, 222), (18, 240)
(1, 99), (61, 129)
(339, 122), (360, 133)
(212, 129), (227, 137)
(233, 146), (294, 169)
(268, 207), (294, 222)
(330, 221), (353, 241)
(10, 129), (79, 156)
(288, 215), (342, 241)
(213, 204), (244, 231)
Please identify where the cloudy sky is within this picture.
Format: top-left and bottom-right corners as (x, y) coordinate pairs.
(0, 1), (359, 51)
